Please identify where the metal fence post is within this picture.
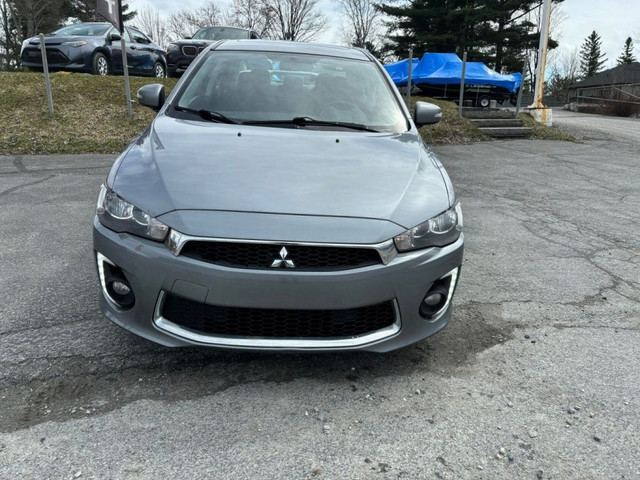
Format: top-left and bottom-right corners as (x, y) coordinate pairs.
(39, 33), (54, 114)
(458, 51), (467, 116)
(406, 47), (413, 107)
(515, 59), (526, 116)
(121, 36), (133, 117)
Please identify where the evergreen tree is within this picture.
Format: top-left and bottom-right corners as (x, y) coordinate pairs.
(377, 0), (561, 72)
(68, 1), (136, 24)
(579, 30), (607, 77)
(617, 37), (637, 64)
(377, 0), (489, 57)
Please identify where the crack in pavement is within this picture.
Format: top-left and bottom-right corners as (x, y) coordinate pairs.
(0, 174), (56, 198)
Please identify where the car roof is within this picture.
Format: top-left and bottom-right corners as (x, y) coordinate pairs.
(197, 25), (250, 31)
(215, 40), (371, 61)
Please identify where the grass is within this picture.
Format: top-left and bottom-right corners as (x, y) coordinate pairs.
(411, 96), (488, 145)
(0, 72), (574, 154)
(519, 113), (577, 142)
(0, 71), (177, 155)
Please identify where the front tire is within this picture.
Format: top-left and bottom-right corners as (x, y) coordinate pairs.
(154, 62), (166, 78)
(93, 52), (110, 76)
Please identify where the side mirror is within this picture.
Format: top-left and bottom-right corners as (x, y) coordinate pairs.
(414, 101), (442, 127)
(137, 84), (165, 111)
(108, 32), (121, 42)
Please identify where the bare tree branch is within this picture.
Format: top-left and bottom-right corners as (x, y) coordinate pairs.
(334, 0), (380, 48)
(267, 0), (327, 42)
(228, 0), (274, 38)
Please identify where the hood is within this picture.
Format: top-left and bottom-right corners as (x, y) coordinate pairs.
(173, 39), (214, 46)
(110, 115), (451, 231)
(28, 35), (96, 46)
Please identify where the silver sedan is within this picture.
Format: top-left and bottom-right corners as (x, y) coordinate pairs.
(93, 40), (464, 352)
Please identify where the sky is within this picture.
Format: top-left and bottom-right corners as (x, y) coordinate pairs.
(130, 0), (640, 69)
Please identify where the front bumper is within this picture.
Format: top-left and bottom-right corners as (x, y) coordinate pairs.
(21, 46), (90, 72)
(93, 218), (464, 352)
(166, 51), (194, 76)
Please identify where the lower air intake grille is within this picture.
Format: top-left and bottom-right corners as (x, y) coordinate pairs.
(161, 294), (396, 338)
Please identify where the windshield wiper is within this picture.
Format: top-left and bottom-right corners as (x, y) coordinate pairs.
(244, 117), (379, 132)
(174, 106), (238, 124)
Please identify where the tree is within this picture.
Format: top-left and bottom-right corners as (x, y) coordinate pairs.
(377, 0), (563, 69)
(135, 5), (169, 47)
(166, 1), (224, 40)
(617, 37), (636, 64)
(335, 0), (380, 49)
(0, 0), (67, 69)
(547, 47), (579, 103)
(579, 30), (607, 78)
(69, 0), (136, 23)
(268, 0), (327, 41)
(228, 0), (275, 38)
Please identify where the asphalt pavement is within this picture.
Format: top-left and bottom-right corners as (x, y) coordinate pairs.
(0, 135), (638, 479)
(552, 108), (640, 147)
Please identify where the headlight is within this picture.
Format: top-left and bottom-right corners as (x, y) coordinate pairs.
(394, 203), (463, 252)
(96, 185), (169, 241)
(167, 43), (179, 53)
(64, 41), (88, 47)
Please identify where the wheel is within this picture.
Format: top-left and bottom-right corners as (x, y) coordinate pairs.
(477, 95), (491, 108)
(510, 95), (518, 106)
(92, 52), (110, 76)
(153, 61), (166, 78)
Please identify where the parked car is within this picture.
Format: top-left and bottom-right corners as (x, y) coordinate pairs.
(166, 26), (260, 77)
(93, 40), (464, 352)
(21, 22), (167, 77)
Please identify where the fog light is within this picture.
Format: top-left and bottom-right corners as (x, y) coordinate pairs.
(96, 252), (135, 310)
(423, 293), (443, 306)
(110, 281), (131, 296)
(419, 268), (460, 321)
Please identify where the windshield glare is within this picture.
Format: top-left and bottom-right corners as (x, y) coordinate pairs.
(193, 27), (250, 40)
(54, 24), (110, 37)
(173, 51), (407, 132)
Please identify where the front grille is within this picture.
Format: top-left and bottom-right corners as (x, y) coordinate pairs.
(21, 48), (69, 65)
(161, 294), (396, 338)
(180, 242), (382, 271)
(182, 46), (198, 56)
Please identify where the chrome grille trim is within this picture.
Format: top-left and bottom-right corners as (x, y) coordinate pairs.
(153, 291), (401, 349)
(165, 229), (398, 265)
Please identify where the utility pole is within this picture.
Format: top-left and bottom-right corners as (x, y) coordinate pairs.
(527, 0), (552, 125)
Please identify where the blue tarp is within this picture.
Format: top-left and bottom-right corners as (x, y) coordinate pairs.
(384, 53), (522, 93)
(384, 58), (420, 87)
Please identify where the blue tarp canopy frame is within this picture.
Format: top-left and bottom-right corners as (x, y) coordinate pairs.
(384, 53), (522, 94)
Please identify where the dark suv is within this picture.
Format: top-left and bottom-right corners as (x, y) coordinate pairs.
(166, 26), (260, 77)
(21, 22), (167, 77)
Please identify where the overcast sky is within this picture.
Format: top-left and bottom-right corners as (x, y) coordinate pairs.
(130, 0), (639, 68)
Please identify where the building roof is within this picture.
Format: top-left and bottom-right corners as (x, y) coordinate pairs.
(569, 62), (640, 89)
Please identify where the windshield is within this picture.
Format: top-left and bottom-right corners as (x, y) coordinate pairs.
(192, 27), (250, 41)
(173, 51), (407, 133)
(54, 24), (110, 37)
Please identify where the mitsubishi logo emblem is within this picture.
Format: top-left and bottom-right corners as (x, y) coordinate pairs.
(271, 246), (295, 268)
